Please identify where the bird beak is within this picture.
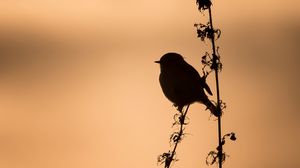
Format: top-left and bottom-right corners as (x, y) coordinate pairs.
(154, 60), (160, 64)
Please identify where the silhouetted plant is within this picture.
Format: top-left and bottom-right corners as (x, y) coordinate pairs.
(195, 0), (236, 168)
(194, 23), (221, 41)
(206, 132), (236, 165)
(157, 105), (190, 168)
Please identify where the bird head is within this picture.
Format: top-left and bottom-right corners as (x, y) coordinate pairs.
(155, 53), (185, 67)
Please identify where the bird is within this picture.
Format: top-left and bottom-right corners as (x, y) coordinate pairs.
(155, 52), (219, 116)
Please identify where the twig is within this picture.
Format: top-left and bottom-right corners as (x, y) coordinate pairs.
(158, 105), (190, 168)
(166, 105), (190, 168)
(207, 6), (223, 168)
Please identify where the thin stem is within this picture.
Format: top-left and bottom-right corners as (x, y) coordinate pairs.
(208, 6), (223, 168)
(166, 104), (190, 168)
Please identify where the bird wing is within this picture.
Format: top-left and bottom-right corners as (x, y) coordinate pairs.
(184, 62), (213, 96)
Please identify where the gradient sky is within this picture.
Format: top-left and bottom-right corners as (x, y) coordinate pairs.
(0, 1), (299, 168)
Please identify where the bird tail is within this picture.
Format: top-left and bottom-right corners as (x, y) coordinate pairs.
(204, 99), (220, 117)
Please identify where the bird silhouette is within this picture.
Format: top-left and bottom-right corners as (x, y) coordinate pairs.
(155, 52), (218, 116)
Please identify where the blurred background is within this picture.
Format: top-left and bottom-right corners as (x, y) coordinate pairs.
(0, 1), (299, 168)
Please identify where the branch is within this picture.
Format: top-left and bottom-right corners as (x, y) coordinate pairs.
(157, 105), (190, 168)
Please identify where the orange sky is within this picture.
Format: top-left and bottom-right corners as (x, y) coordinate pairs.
(0, 1), (299, 168)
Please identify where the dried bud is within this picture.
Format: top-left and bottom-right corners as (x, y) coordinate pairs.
(230, 133), (237, 141)
(196, 0), (212, 11)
